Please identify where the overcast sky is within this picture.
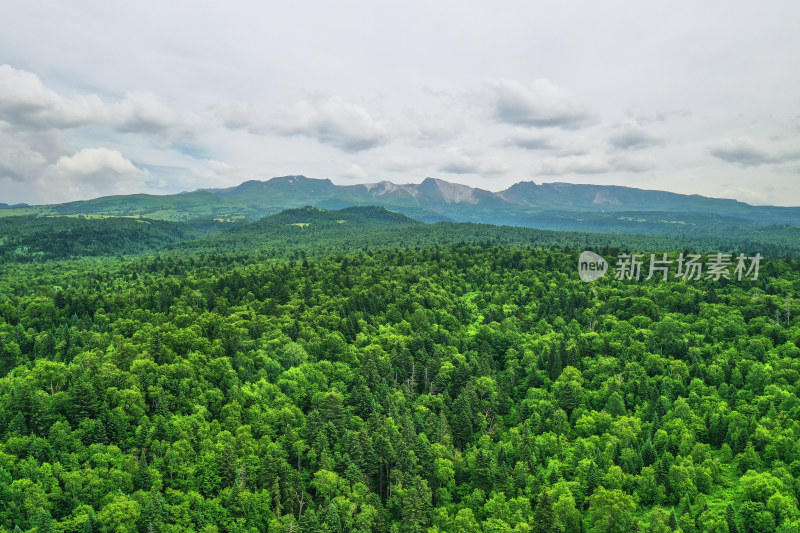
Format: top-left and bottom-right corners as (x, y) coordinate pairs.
(1, 1), (799, 206)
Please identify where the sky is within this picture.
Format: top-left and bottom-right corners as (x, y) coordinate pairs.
(1, 1), (799, 206)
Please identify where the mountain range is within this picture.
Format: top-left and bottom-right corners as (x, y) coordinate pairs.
(2, 176), (799, 236)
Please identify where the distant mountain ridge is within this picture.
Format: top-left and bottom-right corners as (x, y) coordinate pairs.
(196, 175), (794, 216)
(2, 176), (798, 236)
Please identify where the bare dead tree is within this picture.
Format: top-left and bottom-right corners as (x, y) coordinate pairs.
(295, 490), (306, 520)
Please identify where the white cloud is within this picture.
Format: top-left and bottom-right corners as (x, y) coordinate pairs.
(0, 65), (103, 128)
(0, 64), (200, 140)
(43, 148), (150, 201)
(218, 96), (390, 153)
(340, 163), (369, 181)
(0, 65), (205, 201)
(535, 154), (611, 175)
(276, 97), (389, 152)
(55, 148), (140, 175)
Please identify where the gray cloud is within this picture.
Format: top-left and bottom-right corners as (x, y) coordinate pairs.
(625, 106), (691, 124)
(489, 79), (594, 129)
(214, 101), (263, 134)
(0, 123), (48, 179)
(108, 92), (201, 139)
(710, 138), (800, 167)
(611, 156), (656, 173)
(505, 131), (556, 150)
(609, 128), (664, 150)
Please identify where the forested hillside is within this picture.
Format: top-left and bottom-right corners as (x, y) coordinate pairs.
(1, 242), (799, 532)
(0, 216), (238, 262)
(4, 206), (799, 265)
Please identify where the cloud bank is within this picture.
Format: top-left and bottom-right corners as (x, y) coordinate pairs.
(0, 0), (798, 205)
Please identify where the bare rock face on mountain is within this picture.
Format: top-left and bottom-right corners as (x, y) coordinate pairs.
(592, 190), (621, 207)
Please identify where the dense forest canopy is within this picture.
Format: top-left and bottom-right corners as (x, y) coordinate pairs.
(2, 207), (799, 264)
(1, 210), (800, 532)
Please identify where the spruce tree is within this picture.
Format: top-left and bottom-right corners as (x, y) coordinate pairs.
(726, 503), (739, 533)
(533, 490), (558, 533)
(641, 438), (657, 466)
(9, 411), (26, 435)
(35, 509), (55, 533)
(451, 393), (474, 449)
(135, 449), (152, 491)
(83, 509), (96, 533)
(669, 509), (678, 530)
